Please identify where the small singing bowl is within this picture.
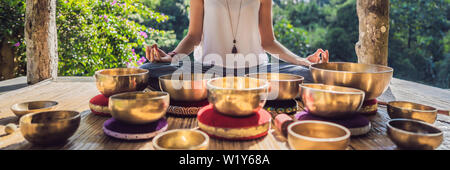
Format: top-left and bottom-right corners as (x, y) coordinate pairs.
(95, 68), (149, 96)
(159, 73), (215, 102)
(300, 84), (365, 118)
(387, 119), (443, 150)
(246, 73), (304, 100)
(387, 101), (437, 124)
(207, 77), (269, 116)
(109, 91), (169, 124)
(153, 129), (209, 150)
(19, 110), (81, 145)
(10, 101), (58, 117)
(287, 120), (351, 150)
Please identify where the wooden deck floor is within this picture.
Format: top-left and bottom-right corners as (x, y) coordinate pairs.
(0, 77), (449, 150)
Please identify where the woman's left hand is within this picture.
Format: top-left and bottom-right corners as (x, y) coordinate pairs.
(307, 49), (329, 64)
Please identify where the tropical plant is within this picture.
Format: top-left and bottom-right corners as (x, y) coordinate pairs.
(57, 0), (175, 75)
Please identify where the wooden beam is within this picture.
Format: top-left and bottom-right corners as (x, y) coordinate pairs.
(25, 0), (58, 84)
(355, 0), (390, 66)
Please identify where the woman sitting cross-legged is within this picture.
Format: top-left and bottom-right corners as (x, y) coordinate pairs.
(140, 0), (329, 90)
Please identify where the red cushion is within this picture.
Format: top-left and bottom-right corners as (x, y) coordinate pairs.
(197, 104), (271, 129)
(90, 94), (109, 106)
(204, 131), (269, 141)
(362, 99), (377, 106)
(89, 94), (111, 116)
(197, 105), (271, 140)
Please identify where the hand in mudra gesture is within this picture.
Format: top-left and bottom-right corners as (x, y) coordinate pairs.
(294, 49), (329, 66)
(307, 49), (329, 64)
(145, 44), (172, 63)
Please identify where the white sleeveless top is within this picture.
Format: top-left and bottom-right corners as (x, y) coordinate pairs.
(193, 0), (268, 68)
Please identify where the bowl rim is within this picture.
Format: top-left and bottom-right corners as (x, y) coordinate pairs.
(245, 73), (305, 82)
(19, 110), (81, 125)
(95, 68), (149, 77)
(310, 62), (394, 74)
(158, 73), (215, 82)
(387, 118), (443, 137)
(152, 129), (209, 150)
(206, 76), (270, 91)
(109, 91), (169, 101)
(288, 120), (351, 142)
(387, 101), (437, 113)
(11, 100), (59, 112)
(300, 83), (366, 96)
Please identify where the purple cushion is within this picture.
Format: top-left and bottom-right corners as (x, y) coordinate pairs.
(295, 111), (369, 128)
(104, 118), (167, 134)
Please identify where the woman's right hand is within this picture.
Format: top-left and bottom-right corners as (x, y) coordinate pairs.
(145, 44), (172, 63)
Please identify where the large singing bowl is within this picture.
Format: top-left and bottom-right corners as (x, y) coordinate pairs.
(109, 91), (169, 124)
(159, 73), (214, 102)
(310, 62), (393, 100)
(95, 68), (149, 97)
(207, 77), (269, 117)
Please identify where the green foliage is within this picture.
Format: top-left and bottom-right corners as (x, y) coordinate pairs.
(388, 0), (449, 87)
(272, 0), (449, 88)
(0, 0), (24, 42)
(0, 0), (26, 77)
(57, 0), (175, 76)
(274, 18), (310, 57)
(142, 0), (190, 51)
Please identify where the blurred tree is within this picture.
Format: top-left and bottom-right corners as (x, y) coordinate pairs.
(323, 0), (358, 62)
(389, 0), (449, 87)
(0, 0), (26, 80)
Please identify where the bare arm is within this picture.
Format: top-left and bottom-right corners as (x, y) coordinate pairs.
(146, 0), (203, 62)
(258, 0), (328, 66)
(173, 0), (204, 54)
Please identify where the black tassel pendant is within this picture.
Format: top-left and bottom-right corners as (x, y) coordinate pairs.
(232, 45), (238, 54)
(232, 39), (237, 54)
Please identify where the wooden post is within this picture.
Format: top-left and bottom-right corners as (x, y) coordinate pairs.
(25, 0), (58, 84)
(355, 0), (390, 66)
(0, 41), (16, 80)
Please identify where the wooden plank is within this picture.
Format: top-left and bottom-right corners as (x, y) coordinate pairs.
(0, 77), (449, 150)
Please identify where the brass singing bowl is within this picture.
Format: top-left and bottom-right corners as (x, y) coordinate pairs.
(310, 62), (393, 100)
(19, 110), (80, 145)
(387, 119), (443, 150)
(300, 84), (365, 118)
(246, 73), (304, 100)
(159, 73), (214, 102)
(153, 129), (209, 150)
(95, 68), (149, 97)
(11, 101), (58, 117)
(287, 120), (350, 150)
(207, 77), (269, 116)
(109, 91), (169, 124)
(387, 101), (437, 124)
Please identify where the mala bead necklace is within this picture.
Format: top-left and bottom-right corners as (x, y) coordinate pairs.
(225, 0), (243, 54)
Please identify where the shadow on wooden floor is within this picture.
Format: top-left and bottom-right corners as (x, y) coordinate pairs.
(0, 77), (27, 94)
